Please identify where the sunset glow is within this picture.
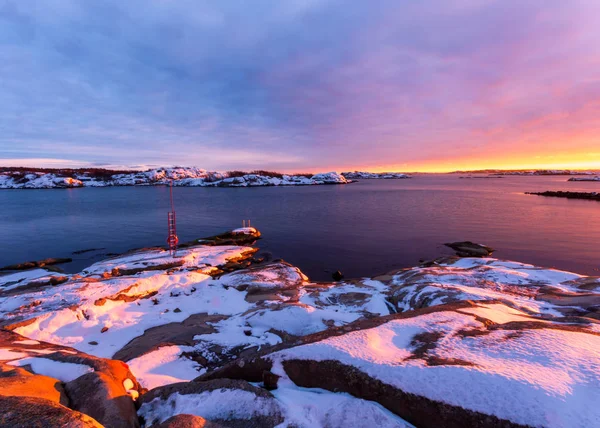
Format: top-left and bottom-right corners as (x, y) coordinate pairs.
(1, 1), (599, 172)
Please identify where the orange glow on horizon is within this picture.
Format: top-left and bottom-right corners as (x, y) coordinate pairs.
(301, 148), (600, 174)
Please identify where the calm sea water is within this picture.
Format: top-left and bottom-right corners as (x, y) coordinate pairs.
(1, 175), (599, 280)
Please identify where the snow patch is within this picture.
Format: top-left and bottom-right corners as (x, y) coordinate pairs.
(8, 357), (94, 382)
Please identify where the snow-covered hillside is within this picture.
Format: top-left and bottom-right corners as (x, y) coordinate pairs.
(0, 167), (349, 189)
(1, 230), (598, 427)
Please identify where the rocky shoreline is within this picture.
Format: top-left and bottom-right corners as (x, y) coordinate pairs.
(1, 229), (599, 427)
(0, 168), (353, 189)
(0, 167), (414, 190)
(526, 191), (600, 201)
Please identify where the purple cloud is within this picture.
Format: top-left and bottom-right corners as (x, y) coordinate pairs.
(0, 0), (598, 171)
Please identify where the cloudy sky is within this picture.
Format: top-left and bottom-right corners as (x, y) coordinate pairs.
(1, 0), (599, 172)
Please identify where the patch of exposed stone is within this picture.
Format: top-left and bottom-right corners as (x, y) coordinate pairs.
(113, 314), (228, 362)
(0, 396), (103, 428)
(0, 362), (69, 405)
(154, 414), (224, 428)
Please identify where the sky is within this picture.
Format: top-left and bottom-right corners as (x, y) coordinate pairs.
(1, 0), (599, 173)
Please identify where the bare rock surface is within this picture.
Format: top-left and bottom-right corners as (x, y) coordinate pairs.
(113, 313), (228, 362)
(66, 371), (140, 428)
(0, 362), (68, 405)
(0, 395), (102, 428)
(154, 414), (224, 428)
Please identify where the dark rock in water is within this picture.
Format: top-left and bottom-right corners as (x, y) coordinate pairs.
(155, 414), (224, 428)
(0, 257), (72, 271)
(525, 191), (600, 201)
(332, 270), (344, 281)
(444, 242), (494, 257)
(72, 248), (106, 255)
(0, 396), (102, 427)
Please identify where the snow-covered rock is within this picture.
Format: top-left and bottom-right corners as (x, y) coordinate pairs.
(310, 172), (348, 184)
(263, 301), (600, 428)
(342, 171), (411, 179)
(0, 167), (351, 189)
(231, 227), (260, 236)
(2, 230), (599, 427)
(0, 173), (83, 189)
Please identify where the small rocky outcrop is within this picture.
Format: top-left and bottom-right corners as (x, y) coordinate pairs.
(332, 270), (344, 281)
(221, 262), (307, 294)
(0, 396), (102, 428)
(310, 172), (348, 184)
(444, 241), (494, 257)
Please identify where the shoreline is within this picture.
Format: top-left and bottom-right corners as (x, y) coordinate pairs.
(0, 167), (413, 190)
(1, 228), (599, 427)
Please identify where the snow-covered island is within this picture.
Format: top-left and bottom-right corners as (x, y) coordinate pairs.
(341, 171), (411, 179)
(453, 169), (600, 176)
(0, 167), (349, 189)
(1, 228), (599, 427)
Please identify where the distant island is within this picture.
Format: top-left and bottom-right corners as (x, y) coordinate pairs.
(341, 171), (411, 179)
(450, 169), (599, 176)
(0, 167), (412, 189)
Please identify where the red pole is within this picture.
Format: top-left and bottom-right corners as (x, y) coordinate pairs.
(167, 180), (178, 257)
